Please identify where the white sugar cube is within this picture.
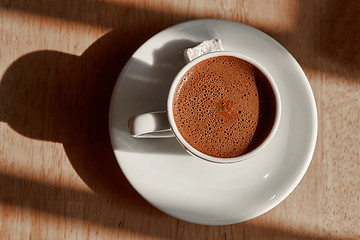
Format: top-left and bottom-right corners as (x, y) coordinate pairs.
(184, 39), (224, 63)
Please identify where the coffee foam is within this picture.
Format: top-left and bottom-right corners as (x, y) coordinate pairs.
(172, 56), (272, 158)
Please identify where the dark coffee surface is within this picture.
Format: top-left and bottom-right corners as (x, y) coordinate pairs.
(172, 56), (276, 158)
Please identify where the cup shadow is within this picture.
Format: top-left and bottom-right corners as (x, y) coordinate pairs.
(0, 29), (136, 200)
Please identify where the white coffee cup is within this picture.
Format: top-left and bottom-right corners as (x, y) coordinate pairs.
(128, 51), (281, 163)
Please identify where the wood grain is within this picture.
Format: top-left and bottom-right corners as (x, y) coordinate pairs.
(1, 0), (359, 239)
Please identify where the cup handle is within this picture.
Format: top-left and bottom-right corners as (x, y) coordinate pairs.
(128, 111), (174, 138)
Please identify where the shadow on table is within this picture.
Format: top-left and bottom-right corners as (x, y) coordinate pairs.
(1, 0), (359, 81)
(0, 171), (341, 240)
(264, 0), (360, 81)
(0, 0), (358, 239)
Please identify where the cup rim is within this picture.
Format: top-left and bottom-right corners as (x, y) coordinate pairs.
(167, 51), (281, 164)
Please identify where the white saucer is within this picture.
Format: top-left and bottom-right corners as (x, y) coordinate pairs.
(109, 19), (317, 225)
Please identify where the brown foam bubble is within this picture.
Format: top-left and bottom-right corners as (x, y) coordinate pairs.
(173, 56), (276, 158)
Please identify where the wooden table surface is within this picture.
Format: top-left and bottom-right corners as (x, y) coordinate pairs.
(1, 0), (359, 239)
